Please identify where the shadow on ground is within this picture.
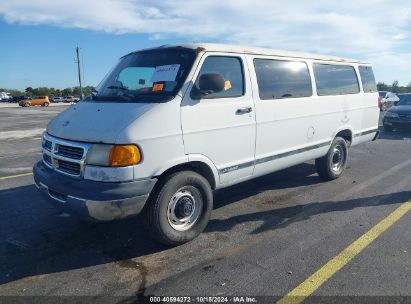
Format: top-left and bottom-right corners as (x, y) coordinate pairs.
(378, 127), (411, 141)
(0, 162), (409, 290)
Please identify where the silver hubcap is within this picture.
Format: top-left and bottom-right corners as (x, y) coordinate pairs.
(331, 145), (345, 172)
(167, 188), (202, 231)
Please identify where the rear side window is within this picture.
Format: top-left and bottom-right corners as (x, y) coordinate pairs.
(313, 64), (360, 95)
(254, 59), (312, 100)
(197, 56), (244, 98)
(358, 66), (377, 92)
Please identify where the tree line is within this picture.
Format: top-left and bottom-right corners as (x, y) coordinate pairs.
(0, 86), (95, 97)
(377, 80), (411, 94)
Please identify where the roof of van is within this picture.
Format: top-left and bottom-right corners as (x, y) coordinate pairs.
(133, 43), (370, 64)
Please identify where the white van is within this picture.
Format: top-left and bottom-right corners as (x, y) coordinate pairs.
(0, 92), (12, 101)
(33, 43), (379, 245)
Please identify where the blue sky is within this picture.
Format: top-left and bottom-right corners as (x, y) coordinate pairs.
(0, 21), (179, 89)
(1, 0), (410, 90)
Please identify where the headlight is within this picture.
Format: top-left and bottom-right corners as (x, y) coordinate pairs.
(385, 111), (399, 118)
(86, 144), (141, 167)
(86, 144), (112, 166)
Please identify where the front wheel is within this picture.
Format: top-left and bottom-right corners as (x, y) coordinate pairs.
(143, 171), (213, 246)
(315, 137), (348, 180)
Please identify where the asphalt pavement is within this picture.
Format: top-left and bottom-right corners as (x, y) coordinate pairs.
(0, 106), (411, 303)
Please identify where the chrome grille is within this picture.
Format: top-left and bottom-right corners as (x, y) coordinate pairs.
(43, 154), (52, 166)
(56, 144), (84, 160)
(42, 133), (90, 178)
(43, 139), (52, 151)
(56, 159), (81, 175)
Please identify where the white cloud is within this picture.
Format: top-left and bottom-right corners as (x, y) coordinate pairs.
(1, 0), (410, 84)
(368, 52), (411, 86)
(148, 33), (163, 40)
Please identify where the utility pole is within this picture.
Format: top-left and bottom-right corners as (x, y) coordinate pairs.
(75, 46), (84, 98)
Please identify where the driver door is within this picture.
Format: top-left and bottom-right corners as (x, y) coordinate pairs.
(181, 53), (256, 187)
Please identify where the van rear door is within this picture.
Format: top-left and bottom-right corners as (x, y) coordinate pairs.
(181, 54), (256, 186)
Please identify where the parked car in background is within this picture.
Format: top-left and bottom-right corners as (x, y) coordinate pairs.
(383, 93), (411, 132)
(19, 96), (50, 107)
(378, 91), (399, 111)
(0, 92), (12, 102)
(51, 97), (65, 103)
(12, 96), (31, 103)
(63, 96), (80, 102)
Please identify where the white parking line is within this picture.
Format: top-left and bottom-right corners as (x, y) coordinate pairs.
(0, 128), (44, 140)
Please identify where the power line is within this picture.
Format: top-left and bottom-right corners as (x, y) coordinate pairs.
(81, 51), (85, 85)
(75, 46), (84, 98)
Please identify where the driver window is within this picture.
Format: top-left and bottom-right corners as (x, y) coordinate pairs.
(197, 56), (245, 99)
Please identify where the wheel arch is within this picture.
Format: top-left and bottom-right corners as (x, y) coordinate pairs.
(334, 127), (353, 147)
(153, 156), (219, 190)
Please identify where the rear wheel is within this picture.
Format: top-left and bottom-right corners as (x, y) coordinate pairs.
(24, 102), (31, 107)
(143, 171), (213, 246)
(316, 137), (348, 180)
(42, 102), (50, 107)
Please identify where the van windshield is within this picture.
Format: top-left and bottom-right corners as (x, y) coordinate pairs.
(92, 48), (197, 103)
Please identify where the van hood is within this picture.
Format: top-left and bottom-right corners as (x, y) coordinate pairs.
(47, 102), (156, 143)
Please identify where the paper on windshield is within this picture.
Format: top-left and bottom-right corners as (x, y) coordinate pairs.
(150, 64), (180, 82)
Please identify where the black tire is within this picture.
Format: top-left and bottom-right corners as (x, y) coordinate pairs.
(315, 137), (348, 180)
(383, 124), (393, 132)
(143, 171), (213, 246)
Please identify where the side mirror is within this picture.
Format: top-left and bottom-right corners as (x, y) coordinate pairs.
(191, 73), (225, 99)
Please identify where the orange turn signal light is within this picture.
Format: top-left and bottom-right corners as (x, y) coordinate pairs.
(108, 145), (141, 167)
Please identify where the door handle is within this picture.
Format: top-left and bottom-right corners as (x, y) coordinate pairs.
(236, 107), (253, 114)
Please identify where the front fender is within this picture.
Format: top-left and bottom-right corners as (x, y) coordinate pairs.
(152, 154), (220, 187)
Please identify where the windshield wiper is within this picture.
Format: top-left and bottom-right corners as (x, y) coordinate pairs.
(134, 92), (173, 96)
(107, 85), (128, 91)
(120, 93), (139, 100)
(93, 94), (146, 102)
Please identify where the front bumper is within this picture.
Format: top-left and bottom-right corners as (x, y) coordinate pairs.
(33, 161), (157, 221)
